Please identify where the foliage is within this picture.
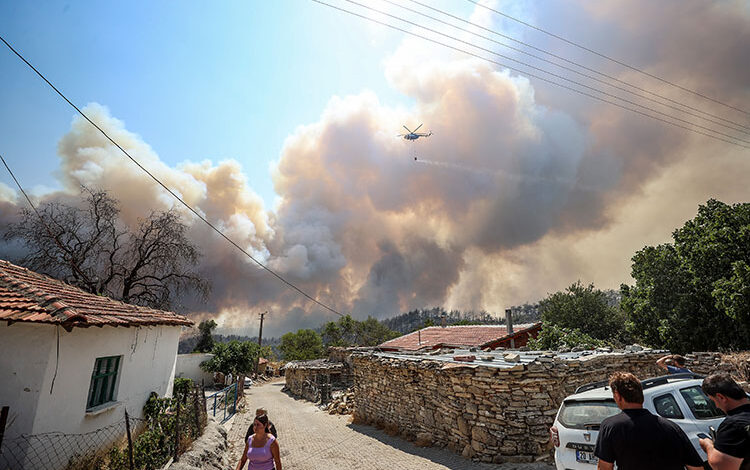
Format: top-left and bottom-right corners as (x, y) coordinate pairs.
(193, 319), (217, 353)
(4, 187), (208, 310)
(259, 345), (277, 362)
(527, 323), (607, 350)
(173, 377), (194, 397)
(539, 281), (625, 342)
(320, 315), (399, 348)
(381, 307), (504, 334)
(622, 199), (750, 352)
(200, 340), (260, 376)
(279, 329), (324, 360)
(107, 388), (205, 470)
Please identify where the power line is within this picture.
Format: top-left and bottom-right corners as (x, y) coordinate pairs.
(0, 153), (92, 287)
(398, 0), (750, 135)
(333, 0), (750, 147)
(465, 0), (750, 117)
(310, 0), (750, 149)
(0, 35), (346, 318)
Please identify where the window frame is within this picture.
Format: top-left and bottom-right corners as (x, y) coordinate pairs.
(653, 392), (685, 419)
(86, 355), (122, 410)
(678, 385), (725, 420)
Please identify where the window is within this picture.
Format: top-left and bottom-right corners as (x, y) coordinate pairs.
(653, 393), (684, 419)
(679, 386), (725, 419)
(86, 356), (121, 410)
(558, 400), (620, 430)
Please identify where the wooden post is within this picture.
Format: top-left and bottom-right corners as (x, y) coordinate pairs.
(192, 386), (201, 436)
(124, 409), (134, 470)
(174, 392), (181, 462)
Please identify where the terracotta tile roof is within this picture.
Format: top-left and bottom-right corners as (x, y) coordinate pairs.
(378, 323), (541, 351)
(0, 259), (193, 329)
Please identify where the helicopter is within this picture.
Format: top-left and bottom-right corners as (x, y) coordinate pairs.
(398, 124), (432, 141)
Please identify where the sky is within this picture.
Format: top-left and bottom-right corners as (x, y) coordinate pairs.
(1, 0), (748, 337)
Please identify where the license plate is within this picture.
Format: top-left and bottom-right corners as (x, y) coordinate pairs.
(576, 450), (598, 464)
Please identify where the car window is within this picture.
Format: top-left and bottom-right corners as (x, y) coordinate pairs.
(679, 386), (725, 419)
(558, 400), (620, 430)
(653, 393), (684, 419)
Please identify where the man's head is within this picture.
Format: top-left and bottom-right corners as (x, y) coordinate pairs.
(702, 373), (748, 412)
(672, 355), (687, 367)
(609, 372), (644, 407)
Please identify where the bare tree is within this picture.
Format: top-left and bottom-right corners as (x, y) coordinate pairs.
(4, 187), (208, 311)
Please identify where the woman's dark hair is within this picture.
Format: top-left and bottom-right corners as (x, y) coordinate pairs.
(609, 372), (644, 404)
(702, 373), (746, 400)
(246, 414), (270, 440)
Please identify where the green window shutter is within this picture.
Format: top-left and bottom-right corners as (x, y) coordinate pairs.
(86, 355), (122, 409)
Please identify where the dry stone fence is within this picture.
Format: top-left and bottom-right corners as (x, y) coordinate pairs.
(350, 350), (727, 464)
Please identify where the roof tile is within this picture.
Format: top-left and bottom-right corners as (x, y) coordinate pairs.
(0, 259), (193, 329)
(378, 323), (541, 351)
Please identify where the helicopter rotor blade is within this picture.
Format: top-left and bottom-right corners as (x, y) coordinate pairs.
(403, 125), (412, 133)
(413, 123), (423, 132)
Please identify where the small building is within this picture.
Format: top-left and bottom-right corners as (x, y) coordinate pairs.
(0, 260), (192, 467)
(175, 352), (215, 386)
(377, 323), (542, 352)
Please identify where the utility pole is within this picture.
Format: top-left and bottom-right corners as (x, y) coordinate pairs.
(258, 311), (266, 348)
(255, 311), (267, 376)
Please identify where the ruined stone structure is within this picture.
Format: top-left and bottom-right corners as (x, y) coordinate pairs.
(284, 359), (345, 402)
(352, 350), (724, 464)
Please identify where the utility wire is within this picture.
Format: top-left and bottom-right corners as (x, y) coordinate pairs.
(0, 35), (346, 318)
(400, 0), (750, 134)
(338, 0), (750, 146)
(310, 0), (749, 149)
(0, 153), (92, 286)
(465, 0), (750, 117)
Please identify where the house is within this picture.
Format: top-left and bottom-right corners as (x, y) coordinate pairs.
(377, 322), (542, 352)
(0, 259), (192, 460)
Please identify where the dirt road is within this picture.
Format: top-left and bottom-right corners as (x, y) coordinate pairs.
(226, 380), (554, 470)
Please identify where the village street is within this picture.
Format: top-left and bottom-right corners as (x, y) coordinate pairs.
(225, 380), (554, 470)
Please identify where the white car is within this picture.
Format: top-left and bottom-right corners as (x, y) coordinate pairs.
(550, 373), (725, 470)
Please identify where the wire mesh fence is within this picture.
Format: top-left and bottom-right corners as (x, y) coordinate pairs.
(0, 416), (147, 470)
(0, 384), (208, 470)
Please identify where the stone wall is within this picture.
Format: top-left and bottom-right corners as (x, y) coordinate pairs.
(352, 351), (724, 464)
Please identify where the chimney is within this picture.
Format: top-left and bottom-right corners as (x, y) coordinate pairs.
(505, 308), (515, 348)
(441, 312), (447, 328)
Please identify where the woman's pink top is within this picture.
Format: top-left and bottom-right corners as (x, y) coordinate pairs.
(246, 434), (275, 470)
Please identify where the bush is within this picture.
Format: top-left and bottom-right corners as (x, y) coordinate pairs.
(527, 323), (607, 350)
(105, 387), (205, 470)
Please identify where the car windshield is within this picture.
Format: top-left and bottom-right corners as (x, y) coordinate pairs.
(558, 400), (620, 430)
(679, 386), (725, 419)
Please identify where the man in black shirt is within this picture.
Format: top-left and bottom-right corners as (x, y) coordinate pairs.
(700, 373), (750, 470)
(594, 372), (703, 470)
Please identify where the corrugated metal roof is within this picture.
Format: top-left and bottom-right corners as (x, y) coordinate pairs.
(0, 259), (193, 329)
(378, 323), (541, 351)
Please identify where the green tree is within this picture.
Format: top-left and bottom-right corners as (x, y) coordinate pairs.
(539, 281), (625, 342)
(279, 329), (324, 360)
(622, 199), (750, 351)
(200, 340), (260, 397)
(357, 316), (400, 346)
(527, 324), (606, 350)
(193, 319), (217, 353)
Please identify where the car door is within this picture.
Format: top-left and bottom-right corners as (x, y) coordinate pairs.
(646, 384), (708, 459)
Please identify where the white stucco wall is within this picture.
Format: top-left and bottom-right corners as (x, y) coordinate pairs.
(175, 353), (214, 386)
(0, 321), (182, 439)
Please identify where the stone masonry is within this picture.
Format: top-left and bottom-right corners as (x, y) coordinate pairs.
(351, 350), (725, 464)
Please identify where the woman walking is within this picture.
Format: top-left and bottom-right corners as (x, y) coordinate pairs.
(235, 414), (282, 470)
